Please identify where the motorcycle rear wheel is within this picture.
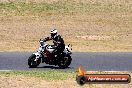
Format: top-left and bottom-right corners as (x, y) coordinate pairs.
(58, 55), (72, 69)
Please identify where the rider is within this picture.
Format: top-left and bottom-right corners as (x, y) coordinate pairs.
(44, 29), (65, 57)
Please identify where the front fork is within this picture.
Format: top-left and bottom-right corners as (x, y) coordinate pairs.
(33, 51), (45, 63)
(33, 51), (41, 61)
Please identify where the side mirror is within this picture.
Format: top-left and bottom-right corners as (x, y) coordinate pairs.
(68, 44), (70, 47)
(71, 44), (72, 50)
(68, 44), (72, 51)
(40, 38), (44, 42)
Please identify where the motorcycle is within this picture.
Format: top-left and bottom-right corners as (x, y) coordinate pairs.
(28, 39), (72, 69)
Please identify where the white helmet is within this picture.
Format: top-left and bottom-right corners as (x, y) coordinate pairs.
(50, 29), (58, 38)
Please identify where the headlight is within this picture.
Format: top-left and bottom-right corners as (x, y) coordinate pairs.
(40, 41), (44, 46)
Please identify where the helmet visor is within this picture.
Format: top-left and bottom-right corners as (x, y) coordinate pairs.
(51, 33), (56, 38)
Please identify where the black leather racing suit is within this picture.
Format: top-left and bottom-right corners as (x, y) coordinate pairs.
(44, 35), (65, 56)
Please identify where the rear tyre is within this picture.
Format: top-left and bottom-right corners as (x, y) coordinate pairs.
(28, 54), (41, 68)
(58, 55), (72, 69)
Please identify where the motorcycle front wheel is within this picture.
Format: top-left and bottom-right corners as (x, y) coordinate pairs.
(28, 54), (41, 68)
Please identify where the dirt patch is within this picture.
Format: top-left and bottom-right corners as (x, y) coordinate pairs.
(0, 1), (132, 52)
(0, 75), (132, 88)
(0, 75), (82, 88)
(76, 35), (112, 40)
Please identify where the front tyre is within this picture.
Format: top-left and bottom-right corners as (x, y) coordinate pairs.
(58, 55), (72, 69)
(28, 54), (41, 68)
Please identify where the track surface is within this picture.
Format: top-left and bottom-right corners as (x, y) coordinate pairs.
(0, 52), (132, 71)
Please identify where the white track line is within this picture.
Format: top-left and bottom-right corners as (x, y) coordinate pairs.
(0, 70), (12, 71)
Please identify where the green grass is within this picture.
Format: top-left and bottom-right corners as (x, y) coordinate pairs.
(0, 1), (131, 16)
(0, 70), (75, 80)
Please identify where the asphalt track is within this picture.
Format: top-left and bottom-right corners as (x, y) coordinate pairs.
(0, 52), (132, 71)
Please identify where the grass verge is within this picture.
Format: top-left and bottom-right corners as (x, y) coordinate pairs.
(0, 70), (75, 80)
